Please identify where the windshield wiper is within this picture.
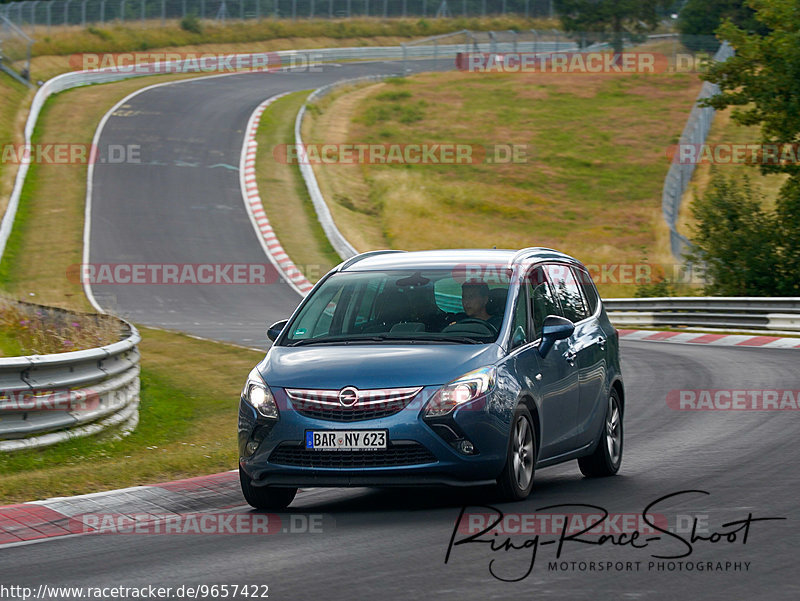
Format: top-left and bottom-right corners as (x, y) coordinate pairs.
(286, 334), (486, 346)
(286, 336), (389, 347)
(381, 334), (485, 345)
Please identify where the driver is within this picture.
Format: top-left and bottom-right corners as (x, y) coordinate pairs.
(460, 282), (502, 331)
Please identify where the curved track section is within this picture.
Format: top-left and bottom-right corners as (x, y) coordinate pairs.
(87, 61), (440, 346)
(2, 341), (798, 598)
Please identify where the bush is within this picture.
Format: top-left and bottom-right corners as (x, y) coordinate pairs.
(687, 173), (779, 296)
(180, 13), (203, 35)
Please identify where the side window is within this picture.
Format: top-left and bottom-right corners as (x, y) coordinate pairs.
(527, 266), (560, 338)
(544, 264), (589, 323)
(573, 267), (599, 316)
(290, 285), (343, 339)
(509, 286), (529, 350)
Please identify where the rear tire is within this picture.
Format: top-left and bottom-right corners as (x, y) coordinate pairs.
(239, 467), (297, 510)
(496, 404), (536, 502)
(578, 388), (623, 477)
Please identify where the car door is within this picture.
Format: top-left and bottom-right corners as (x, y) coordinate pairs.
(544, 264), (607, 450)
(513, 265), (580, 459)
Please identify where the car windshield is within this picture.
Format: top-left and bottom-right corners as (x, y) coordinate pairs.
(282, 269), (511, 345)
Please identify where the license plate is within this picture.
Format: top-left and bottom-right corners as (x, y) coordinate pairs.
(305, 430), (387, 451)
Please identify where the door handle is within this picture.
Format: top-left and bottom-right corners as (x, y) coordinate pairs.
(597, 336), (606, 350)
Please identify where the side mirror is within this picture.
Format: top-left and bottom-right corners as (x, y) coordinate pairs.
(267, 319), (289, 342)
(538, 315), (574, 358)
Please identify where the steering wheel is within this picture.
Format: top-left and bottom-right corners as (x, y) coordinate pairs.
(456, 317), (498, 335)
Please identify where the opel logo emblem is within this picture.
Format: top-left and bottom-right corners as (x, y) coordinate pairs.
(338, 386), (359, 407)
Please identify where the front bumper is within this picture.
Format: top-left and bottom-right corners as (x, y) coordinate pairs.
(239, 386), (509, 488)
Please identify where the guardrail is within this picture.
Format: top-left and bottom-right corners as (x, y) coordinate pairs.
(0, 303), (141, 452)
(605, 297), (800, 334)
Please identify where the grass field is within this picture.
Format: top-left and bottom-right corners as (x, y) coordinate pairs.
(0, 73), (263, 504)
(254, 91), (341, 282)
(305, 69), (704, 297)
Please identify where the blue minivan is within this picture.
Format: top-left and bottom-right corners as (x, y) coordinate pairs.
(238, 248), (624, 509)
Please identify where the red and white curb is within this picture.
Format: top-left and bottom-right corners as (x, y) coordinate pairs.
(240, 93), (314, 297)
(618, 329), (800, 349)
(0, 471), (242, 547)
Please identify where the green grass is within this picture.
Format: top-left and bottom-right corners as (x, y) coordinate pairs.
(254, 91), (341, 282)
(0, 77), (30, 219)
(0, 330), (25, 357)
(0, 136), (42, 294)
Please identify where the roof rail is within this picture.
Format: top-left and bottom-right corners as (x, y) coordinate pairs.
(509, 247), (560, 266)
(338, 250), (406, 271)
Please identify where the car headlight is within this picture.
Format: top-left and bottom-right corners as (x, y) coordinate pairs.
(242, 368), (279, 419)
(424, 366), (496, 418)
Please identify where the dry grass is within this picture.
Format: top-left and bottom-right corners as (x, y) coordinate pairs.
(306, 70), (704, 297)
(0, 296), (122, 356)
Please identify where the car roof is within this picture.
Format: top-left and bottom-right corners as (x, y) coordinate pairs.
(337, 248), (584, 272)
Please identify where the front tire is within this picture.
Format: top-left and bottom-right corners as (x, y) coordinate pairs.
(239, 467), (297, 510)
(578, 388), (623, 477)
(496, 404), (536, 501)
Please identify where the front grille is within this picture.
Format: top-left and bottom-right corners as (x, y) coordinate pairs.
(269, 442), (437, 468)
(285, 386), (422, 422)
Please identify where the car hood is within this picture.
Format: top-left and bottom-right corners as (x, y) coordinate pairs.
(259, 343), (504, 390)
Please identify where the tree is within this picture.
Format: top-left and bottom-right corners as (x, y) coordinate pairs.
(702, 0), (800, 179)
(699, 0), (800, 295)
(554, 0), (671, 55)
(678, 0), (768, 52)
(687, 174), (780, 296)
